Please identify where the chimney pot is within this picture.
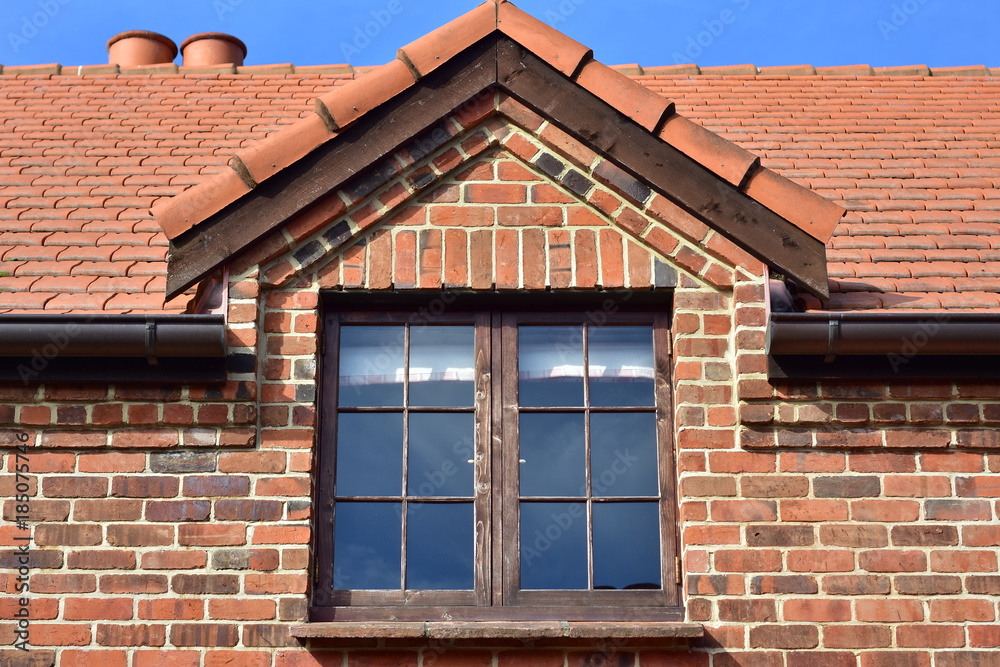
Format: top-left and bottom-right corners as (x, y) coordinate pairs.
(180, 33), (247, 67)
(107, 30), (178, 67)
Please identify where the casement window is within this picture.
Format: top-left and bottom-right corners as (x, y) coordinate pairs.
(314, 300), (680, 621)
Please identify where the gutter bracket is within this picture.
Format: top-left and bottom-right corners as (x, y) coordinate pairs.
(145, 320), (159, 366)
(824, 317), (841, 363)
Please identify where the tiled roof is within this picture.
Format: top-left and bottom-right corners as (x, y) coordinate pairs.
(1, 8), (997, 313)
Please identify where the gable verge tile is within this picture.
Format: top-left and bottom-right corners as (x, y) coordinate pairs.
(498, 2), (592, 78)
(234, 113), (335, 187)
(658, 114), (759, 188)
(743, 167), (845, 244)
(397, 1), (497, 78)
(574, 59), (673, 132)
(315, 58), (417, 131)
(153, 168), (251, 240)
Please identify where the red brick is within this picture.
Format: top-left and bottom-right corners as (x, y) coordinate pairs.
(208, 599), (277, 621)
(780, 499), (848, 522)
(859, 652), (929, 667)
(896, 624), (966, 648)
(96, 624), (166, 647)
(138, 599), (204, 621)
(859, 549), (927, 573)
(132, 650), (202, 667)
(783, 598), (851, 622)
(824, 624), (891, 649)
(930, 550), (997, 572)
(851, 499), (919, 522)
(787, 550), (855, 573)
(64, 597), (133, 621)
(178, 524), (246, 546)
(856, 598), (924, 622)
(466, 183), (526, 204)
(78, 452), (146, 473)
(929, 598), (995, 622)
(58, 650), (128, 667)
(715, 550), (781, 572)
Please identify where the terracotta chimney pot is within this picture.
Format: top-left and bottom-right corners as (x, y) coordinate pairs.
(107, 30), (178, 67)
(180, 33), (247, 67)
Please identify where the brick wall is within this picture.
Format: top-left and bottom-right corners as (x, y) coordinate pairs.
(2, 99), (998, 665)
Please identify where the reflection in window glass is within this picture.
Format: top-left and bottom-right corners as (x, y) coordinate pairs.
(408, 413), (475, 498)
(519, 413), (585, 497)
(336, 413), (403, 497)
(589, 326), (654, 407)
(590, 413), (658, 497)
(410, 326), (475, 407)
(334, 502), (401, 590)
(406, 503), (474, 590)
(519, 326), (584, 407)
(592, 502), (661, 590)
(339, 326), (405, 407)
(520, 502), (587, 590)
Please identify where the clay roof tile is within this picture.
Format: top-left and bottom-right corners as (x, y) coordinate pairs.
(397, 1), (497, 78)
(151, 167), (250, 240)
(574, 59), (673, 132)
(743, 167), (846, 243)
(658, 114), (759, 188)
(314, 58), (416, 132)
(497, 2), (593, 78)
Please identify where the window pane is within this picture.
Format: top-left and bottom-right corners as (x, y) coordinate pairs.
(519, 326), (584, 407)
(589, 326), (654, 407)
(519, 413), (585, 497)
(408, 413), (475, 498)
(336, 413), (402, 497)
(410, 326), (475, 407)
(339, 326), (405, 407)
(406, 503), (474, 590)
(520, 502), (587, 590)
(591, 413), (659, 497)
(334, 502), (401, 590)
(592, 503), (661, 590)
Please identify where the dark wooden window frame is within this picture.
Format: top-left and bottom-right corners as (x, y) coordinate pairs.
(313, 299), (681, 622)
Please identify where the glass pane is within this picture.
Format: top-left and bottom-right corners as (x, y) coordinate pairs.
(589, 326), (655, 407)
(519, 326), (584, 407)
(591, 413), (659, 497)
(336, 413), (402, 497)
(339, 326), (405, 407)
(520, 502), (587, 590)
(593, 503), (661, 590)
(410, 326), (475, 407)
(406, 503), (474, 590)
(408, 413), (475, 498)
(519, 413), (585, 497)
(334, 502), (401, 590)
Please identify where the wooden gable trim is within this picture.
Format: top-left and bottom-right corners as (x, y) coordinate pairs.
(166, 37), (501, 299)
(166, 35), (830, 300)
(497, 40), (829, 299)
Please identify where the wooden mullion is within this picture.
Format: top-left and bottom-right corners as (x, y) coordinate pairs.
(399, 324), (410, 591)
(654, 313), (680, 605)
(499, 313), (520, 605)
(314, 312), (341, 607)
(582, 323), (594, 591)
(474, 311), (492, 606)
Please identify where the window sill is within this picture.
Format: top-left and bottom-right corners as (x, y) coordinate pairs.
(289, 621), (704, 642)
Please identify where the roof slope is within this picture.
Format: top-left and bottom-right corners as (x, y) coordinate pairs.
(0, 9), (997, 313)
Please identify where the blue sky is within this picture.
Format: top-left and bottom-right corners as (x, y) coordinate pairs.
(2, 0), (997, 69)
